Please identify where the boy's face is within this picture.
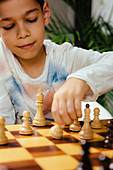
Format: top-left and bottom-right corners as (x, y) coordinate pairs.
(0, 0), (50, 60)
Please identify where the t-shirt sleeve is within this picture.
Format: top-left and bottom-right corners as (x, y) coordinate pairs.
(67, 49), (113, 101)
(0, 80), (16, 124)
(53, 42), (113, 101)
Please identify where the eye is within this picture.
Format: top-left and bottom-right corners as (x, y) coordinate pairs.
(26, 17), (38, 23)
(3, 24), (15, 30)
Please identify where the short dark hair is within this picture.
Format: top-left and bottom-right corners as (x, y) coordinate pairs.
(0, 0), (45, 12)
(36, 0), (44, 11)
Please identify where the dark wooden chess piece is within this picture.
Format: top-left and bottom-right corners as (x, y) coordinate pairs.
(98, 153), (112, 170)
(108, 158), (113, 170)
(104, 120), (113, 149)
(76, 140), (92, 170)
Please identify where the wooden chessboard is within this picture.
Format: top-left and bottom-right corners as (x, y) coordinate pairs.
(0, 120), (113, 170)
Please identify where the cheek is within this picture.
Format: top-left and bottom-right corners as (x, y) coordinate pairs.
(1, 30), (15, 48)
(32, 22), (45, 40)
(2, 37), (14, 51)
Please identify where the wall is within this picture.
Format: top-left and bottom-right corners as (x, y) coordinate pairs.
(91, 0), (113, 26)
(48, 0), (113, 26)
(47, 0), (74, 26)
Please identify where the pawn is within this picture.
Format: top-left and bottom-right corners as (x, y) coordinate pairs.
(104, 120), (113, 149)
(19, 111), (33, 135)
(0, 117), (8, 145)
(108, 158), (113, 170)
(98, 154), (110, 170)
(69, 119), (81, 131)
(79, 104), (93, 140)
(49, 124), (63, 139)
(91, 107), (102, 129)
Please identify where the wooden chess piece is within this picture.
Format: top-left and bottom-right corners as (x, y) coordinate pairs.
(104, 120), (113, 149)
(108, 158), (113, 170)
(69, 119), (81, 131)
(98, 154), (109, 170)
(19, 111), (33, 135)
(79, 104), (93, 140)
(91, 107), (102, 129)
(33, 88), (46, 126)
(0, 117), (8, 145)
(76, 140), (92, 170)
(49, 124), (63, 139)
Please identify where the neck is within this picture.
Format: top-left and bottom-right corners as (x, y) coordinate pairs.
(15, 45), (46, 78)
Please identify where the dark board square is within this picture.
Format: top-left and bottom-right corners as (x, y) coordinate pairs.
(0, 160), (42, 170)
(46, 135), (79, 144)
(27, 145), (65, 157)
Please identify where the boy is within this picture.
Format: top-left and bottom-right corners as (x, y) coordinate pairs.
(0, 0), (113, 126)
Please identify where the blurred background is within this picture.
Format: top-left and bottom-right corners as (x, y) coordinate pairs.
(46, 0), (113, 116)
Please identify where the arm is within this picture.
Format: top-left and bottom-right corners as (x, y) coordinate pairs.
(68, 51), (113, 100)
(0, 80), (16, 124)
(51, 43), (113, 127)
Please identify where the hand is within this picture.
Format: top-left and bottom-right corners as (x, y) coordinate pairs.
(51, 78), (90, 128)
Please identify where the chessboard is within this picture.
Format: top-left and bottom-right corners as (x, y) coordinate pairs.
(0, 120), (113, 170)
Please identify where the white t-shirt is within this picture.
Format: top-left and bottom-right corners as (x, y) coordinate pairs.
(0, 38), (113, 124)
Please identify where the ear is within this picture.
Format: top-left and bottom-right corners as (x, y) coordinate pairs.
(43, 1), (50, 26)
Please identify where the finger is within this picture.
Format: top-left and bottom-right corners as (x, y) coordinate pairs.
(67, 98), (77, 120)
(74, 99), (82, 118)
(59, 99), (73, 125)
(51, 97), (65, 128)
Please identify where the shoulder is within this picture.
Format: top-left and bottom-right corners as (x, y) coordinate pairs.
(0, 38), (12, 78)
(44, 39), (73, 50)
(44, 39), (74, 60)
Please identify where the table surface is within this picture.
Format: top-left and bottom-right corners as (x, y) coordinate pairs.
(0, 120), (113, 170)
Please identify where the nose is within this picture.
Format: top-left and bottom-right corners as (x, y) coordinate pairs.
(17, 23), (31, 39)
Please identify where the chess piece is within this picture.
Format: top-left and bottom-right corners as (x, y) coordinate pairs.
(104, 120), (113, 149)
(91, 107), (102, 129)
(76, 140), (92, 170)
(108, 158), (113, 170)
(0, 117), (8, 145)
(69, 119), (81, 131)
(79, 104), (93, 140)
(33, 88), (46, 126)
(19, 111), (33, 135)
(49, 124), (63, 139)
(98, 154), (110, 170)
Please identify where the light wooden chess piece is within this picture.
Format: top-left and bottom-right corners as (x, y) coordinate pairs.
(79, 104), (93, 140)
(91, 107), (102, 129)
(19, 111), (33, 135)
(33, 88), (46, 126)
(0, 117), (8, 145)
(49, 124), (63, 139)
(69, 119), (81, 131)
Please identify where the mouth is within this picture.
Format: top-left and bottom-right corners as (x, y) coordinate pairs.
(18, 42), (35, 50)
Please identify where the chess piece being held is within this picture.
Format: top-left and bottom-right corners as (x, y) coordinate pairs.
(0, 116), (8, 145)
(33, 88), (46, 126)
(49, 124), (63, 139)
(69, 119), (81, 131)
(79, 104), (93, 140)
(19, 111), (33, 135)
(91, 107), (102, 129)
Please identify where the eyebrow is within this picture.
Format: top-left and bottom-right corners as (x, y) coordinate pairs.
(0, 8), (39, 21)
